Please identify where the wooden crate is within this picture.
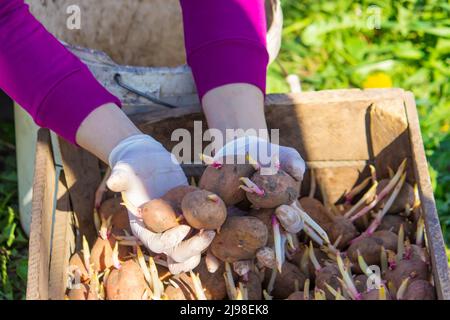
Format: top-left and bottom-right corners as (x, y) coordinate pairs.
(26, 89), (450, 300)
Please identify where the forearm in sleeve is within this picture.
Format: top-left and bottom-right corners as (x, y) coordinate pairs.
(0, 0), (121, 144)
(180, 0), (269, 99)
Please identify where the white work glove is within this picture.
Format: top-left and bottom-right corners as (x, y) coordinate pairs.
(106, 134), (215, 274)
(212, 135), (306, 268)
(214, 136), (306, 181)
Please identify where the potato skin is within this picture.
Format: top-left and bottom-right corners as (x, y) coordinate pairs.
(67, 283), (89, 300)
(199, 160), (255, 206)
(245, 170), (300, 209)
(409, 244), (430, 264)
(379, 215), (414, 239)
(105, 260), (148, 300)
(141, 199), (179, 233)
(248, 208), (275, 247)
(377, 180), (415, 214)
(162, 185), (199, 213)
(354, 274), (368, 293)
(371, 230), (398, 251)
(271, 262), (307, 299)
(384, 258), (428, 291)
(290, 245), (327, 282)
(244, 271), (262, 300)
(227, 206), (248, 217)
(69, 252), (89, 283)
(347, 231), (397, 273)
(89, 233), (131, 272)
(181, 190), (227, 230)
(299, 197), (333, 227)
(166, 274), (196, 300)
(287, 291), (308, 300)
(403, 280), (436, 300)
(193, 257), (228, 300)
(347, 237), (383, 269)
(99, 197), (130, 232)
(211, 216), (268, 262)
(315, 264), (341, 300)
(90, 237), (114, 272)
(326, 216), (358, 250)
(361, 289), (392, 300)
(164, 285), (187, 300)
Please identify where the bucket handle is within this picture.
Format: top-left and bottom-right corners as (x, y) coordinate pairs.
(114, 73), (179, 109)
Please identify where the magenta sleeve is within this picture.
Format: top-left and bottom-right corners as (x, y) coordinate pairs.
(180, 0), (269, 99)
(0, 0), (121, 144)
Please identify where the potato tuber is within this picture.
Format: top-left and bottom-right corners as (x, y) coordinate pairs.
(298, 197), (333, 227)
(98, 197), (130, 232)
(90, 237), (114, 272)
(211, 216), (268, 262)
(347, 231), (397, 272)
(164, 285), (187, 300)
(315, 264), (341, 300)
(326, 216), (359, 250)
(192, 257), (229, 300)
(181, 190), (227, 230)
(243, 271), (263, 300)
(67, 283), (89, 300)
(384, 257), (428, 291)
(69, 252), (90, 283)
(361, 287), (392, 300)
(403, 280), (436, 300)
(242, 170), (300, 209)
(377, 179), (415, 214)
(379, 215), (414, 239)
(140, 199), (179, 233)
(354, 274), (368, 293)
(270, 262), (307, 299)
(199, 158), (255, 206)
(105, 260), (149, 300)
(162, 185), (198, 213)
(290, 244), (328, 282)
(248, 208), (275, 247)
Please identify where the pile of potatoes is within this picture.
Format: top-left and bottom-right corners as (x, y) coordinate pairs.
(66, 159), (436, 300)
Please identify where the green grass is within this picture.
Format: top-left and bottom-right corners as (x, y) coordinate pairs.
(0, 122), (28, 300)
(267, 0), (450, 246)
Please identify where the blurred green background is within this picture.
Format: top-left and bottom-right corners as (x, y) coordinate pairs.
(0, 0), (449, 299)
(267, 0), (449, 243)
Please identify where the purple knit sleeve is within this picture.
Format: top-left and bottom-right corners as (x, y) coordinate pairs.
(0, 0), (121, 144)
(180, 0), (269, 99)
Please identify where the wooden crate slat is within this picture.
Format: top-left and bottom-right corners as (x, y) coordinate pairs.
(26, 129), (55, 300)
(58, 138), (102, 246)
(403, 92), (450, 300)
(48, 172), (75, 300)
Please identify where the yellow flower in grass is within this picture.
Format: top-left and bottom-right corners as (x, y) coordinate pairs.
(363, 72), (393, 89)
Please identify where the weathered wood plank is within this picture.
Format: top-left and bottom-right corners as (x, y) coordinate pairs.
(26, 129), (55, 300)
(404, 92), (450, 300)
(58, 138), (101, 246)
(48, 173), (75, 300)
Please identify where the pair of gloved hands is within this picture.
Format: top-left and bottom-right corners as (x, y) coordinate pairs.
(106, 134), (306, 274)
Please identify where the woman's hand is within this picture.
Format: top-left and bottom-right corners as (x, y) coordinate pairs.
(76, 104), (214, 274)
(214, 136), (306, 182)
(106, 134), (215, 274)
(213, 135), (306, 182)
(201, 84), (306, 182)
